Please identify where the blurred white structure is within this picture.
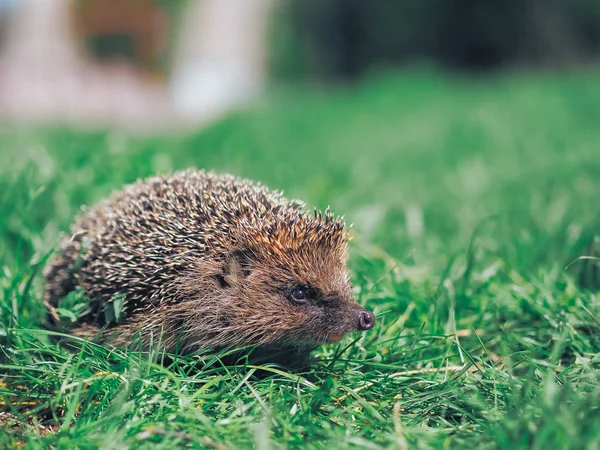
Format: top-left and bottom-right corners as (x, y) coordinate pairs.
(171, 0), (273, 123)
(0, 0), (273, 130)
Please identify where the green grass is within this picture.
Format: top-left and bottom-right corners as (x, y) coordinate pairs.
(2, 69), (600, 449)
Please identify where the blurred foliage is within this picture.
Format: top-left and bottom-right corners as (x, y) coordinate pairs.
(270, 0), (600, 81)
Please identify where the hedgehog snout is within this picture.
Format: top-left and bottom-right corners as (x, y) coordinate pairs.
(357, 309), (375, 331)
(334, 305), (376, 333)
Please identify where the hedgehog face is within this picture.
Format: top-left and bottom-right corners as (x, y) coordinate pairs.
(217, 232), (375, 348)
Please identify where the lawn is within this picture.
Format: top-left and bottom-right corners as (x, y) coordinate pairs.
(1, 69), (600, 449)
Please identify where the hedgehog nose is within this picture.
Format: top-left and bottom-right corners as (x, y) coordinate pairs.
(358, 309), (375, 331)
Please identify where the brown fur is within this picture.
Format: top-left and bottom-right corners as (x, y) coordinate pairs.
(44, 170), (374, 355)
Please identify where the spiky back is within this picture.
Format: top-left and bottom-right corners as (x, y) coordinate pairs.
(44, 169), (347, 328)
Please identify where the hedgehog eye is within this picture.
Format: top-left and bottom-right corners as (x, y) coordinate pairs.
(290, 285), (311, 303)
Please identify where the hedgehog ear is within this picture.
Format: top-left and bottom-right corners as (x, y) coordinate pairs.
(220, 249), (254, 287)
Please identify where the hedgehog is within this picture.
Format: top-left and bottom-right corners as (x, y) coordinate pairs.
(44, 169), (375, 359)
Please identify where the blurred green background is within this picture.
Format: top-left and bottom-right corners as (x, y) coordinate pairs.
(271, 0), (600, 80)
